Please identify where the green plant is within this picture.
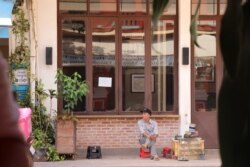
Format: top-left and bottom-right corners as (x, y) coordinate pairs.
(48, 89), (57, 114)
(55, 69), (88, 118)
(46, 146), (65, 161)
(32, 79), (63, 161)
(32, 129), (50, 148)
(9, 7), (30, 72)
(33, 130), (64, 161)
(33, 80), (53, 147)
(9, 6), (31, 107)
(34, 79), (48, 130)
(11, 7), (30, 64)
(17, 87), (32, 107)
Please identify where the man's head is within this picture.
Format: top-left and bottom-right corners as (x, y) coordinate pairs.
(140, 107), (152, 121)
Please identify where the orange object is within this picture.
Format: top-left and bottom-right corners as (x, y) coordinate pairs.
(139, 147), (150, 158)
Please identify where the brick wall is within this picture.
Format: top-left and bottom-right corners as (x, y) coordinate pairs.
(76, 116), (179, 149)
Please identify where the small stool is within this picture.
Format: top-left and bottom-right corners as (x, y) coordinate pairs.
(86, 146), (102, 159)
(162, 146), (172, 158)
(139, 147), (150, 158)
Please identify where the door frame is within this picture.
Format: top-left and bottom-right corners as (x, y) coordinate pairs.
(191, 16), (223, 149)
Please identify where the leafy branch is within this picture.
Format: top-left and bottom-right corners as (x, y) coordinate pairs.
(55, 69), (89, 116)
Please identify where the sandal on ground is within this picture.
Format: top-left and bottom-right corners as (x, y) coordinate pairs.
(151, 156), (160, 161)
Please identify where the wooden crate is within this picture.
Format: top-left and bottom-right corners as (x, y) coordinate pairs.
(56, 120), (76, 155)
(172, 138), (205, 160)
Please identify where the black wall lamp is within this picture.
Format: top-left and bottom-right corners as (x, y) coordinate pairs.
(45, 47), (52, 65)
(182, 47), (189, 65)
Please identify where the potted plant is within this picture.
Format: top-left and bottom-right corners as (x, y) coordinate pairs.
(55, 69), (88, 157)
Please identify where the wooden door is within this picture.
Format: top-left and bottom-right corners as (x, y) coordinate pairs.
(191, 19), (222, 149)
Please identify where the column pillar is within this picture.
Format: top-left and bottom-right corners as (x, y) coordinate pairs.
(178, 0), (191, 135)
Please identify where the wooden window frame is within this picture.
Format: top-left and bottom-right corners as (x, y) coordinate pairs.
(57, 0), (179, 115)
(191, 0), (225, 113)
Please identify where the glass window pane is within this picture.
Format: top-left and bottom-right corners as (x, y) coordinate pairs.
(194, 20), (216, 112)
(59, 0), (87, 14)
(62, 19), (86, 112)
(151, 20), (175, 112)
(122, 19), (145, 111)
(92, 19), (116, 112)
(63, 67), (86, 112)
(220, 0), (227, 15)
(120, 0), (146, 13)
(62, 20), (85, 66)
(90, 0), (117, 14)
(192, 0), (217, 15)
(150, 0), (177, 15)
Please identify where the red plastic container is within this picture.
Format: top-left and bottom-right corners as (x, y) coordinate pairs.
(162, 146), (172, 158)
(139, 148), (151, 158)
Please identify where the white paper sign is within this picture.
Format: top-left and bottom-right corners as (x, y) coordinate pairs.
(98, 77), (112, 87)
(14, 69), (28, 85)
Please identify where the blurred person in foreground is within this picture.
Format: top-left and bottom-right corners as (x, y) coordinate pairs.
(137, 107), (159, 161)
(0, 54), (29, 167)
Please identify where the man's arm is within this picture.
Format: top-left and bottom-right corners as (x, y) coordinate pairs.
(150, 121), (159, 140)
(137, 120), (150, 138)
(149, 134), (158, 140)
(137, 120), (145, 134)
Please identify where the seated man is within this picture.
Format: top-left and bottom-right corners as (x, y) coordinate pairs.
(137, 107), (160, 161)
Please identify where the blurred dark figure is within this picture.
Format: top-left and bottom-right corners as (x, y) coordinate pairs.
(26, 136), (35, 167)
(0, 55), (29, 167)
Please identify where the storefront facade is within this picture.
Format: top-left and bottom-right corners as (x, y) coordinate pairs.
(18, 0), (226, 150)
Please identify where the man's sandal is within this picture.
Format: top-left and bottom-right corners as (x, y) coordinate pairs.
(151, 156), (160, 161)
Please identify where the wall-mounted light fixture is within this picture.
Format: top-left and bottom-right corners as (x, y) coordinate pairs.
(45, 47), (52, 65)
(182, 47), (189, 65)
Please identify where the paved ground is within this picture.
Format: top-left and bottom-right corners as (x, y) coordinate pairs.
(34, 149), (221, 167)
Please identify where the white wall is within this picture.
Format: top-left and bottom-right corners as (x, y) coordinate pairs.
(35, 0), (57, 115)
(178, 0), (191, 135)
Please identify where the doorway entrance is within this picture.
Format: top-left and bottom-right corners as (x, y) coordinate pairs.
(191, 19), (222, 149)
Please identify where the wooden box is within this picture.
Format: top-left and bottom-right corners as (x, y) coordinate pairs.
(56, 120), (76, 155)
(172, 138), (205, 160)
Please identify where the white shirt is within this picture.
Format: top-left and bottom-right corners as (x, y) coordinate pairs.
(137, 119), (159, 136)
